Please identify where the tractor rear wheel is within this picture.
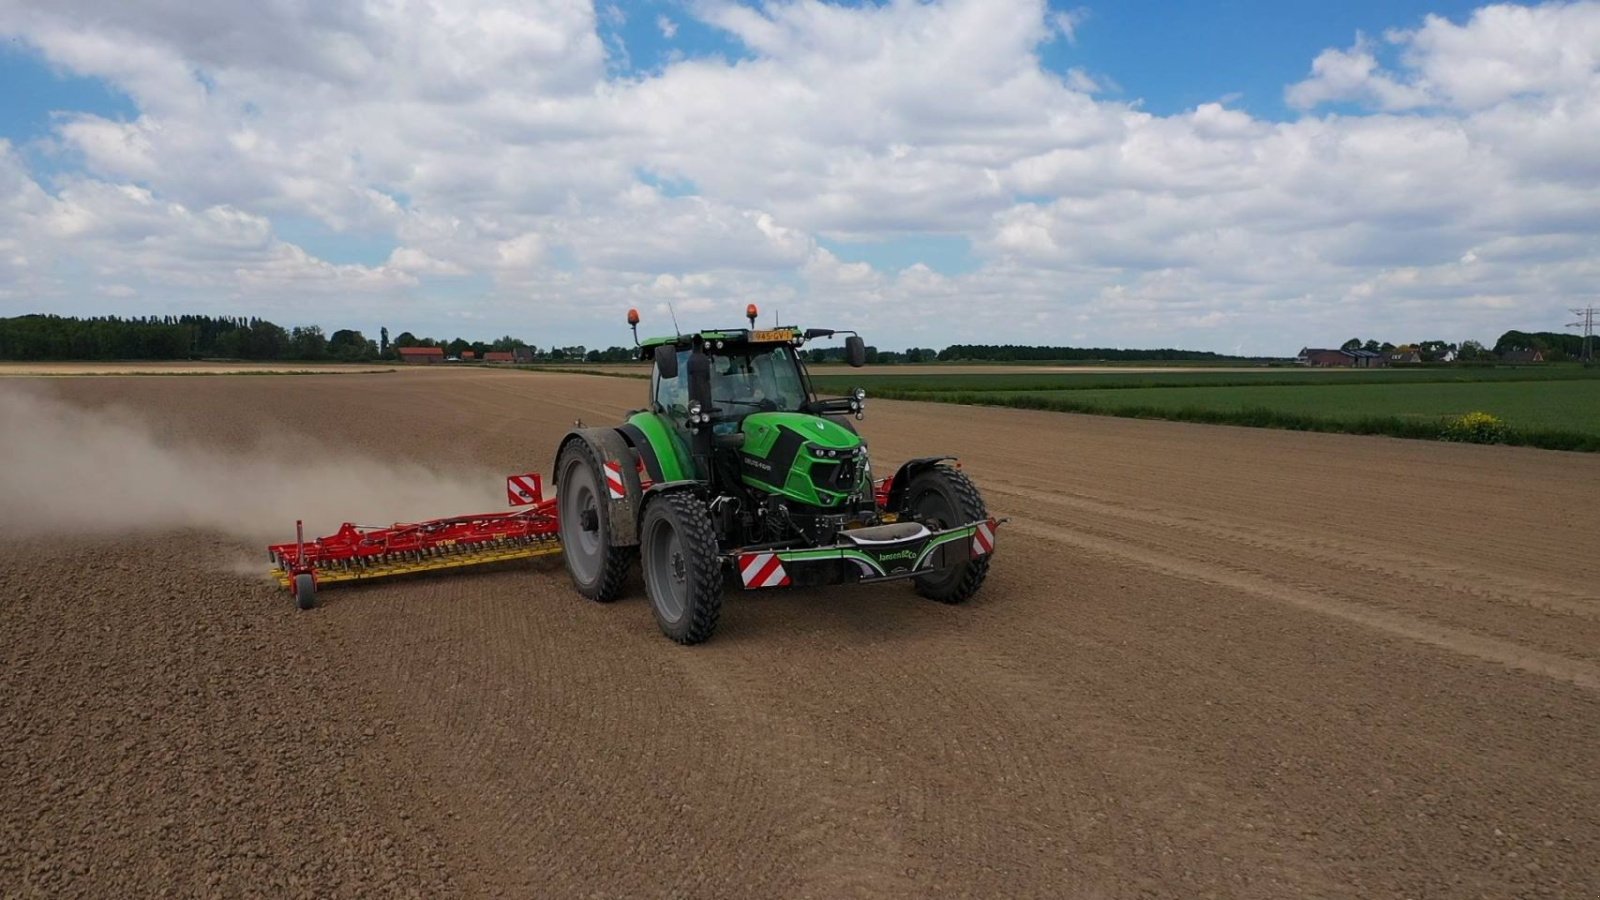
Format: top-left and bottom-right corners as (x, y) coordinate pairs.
(906, 464), (991, 604)
(557, 441), (634, 602)
(640, 491), (723, 644)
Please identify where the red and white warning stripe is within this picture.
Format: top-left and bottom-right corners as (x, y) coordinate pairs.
(603, 460), (626, 500)
(506, 473), (543, 506)
(971, 519), (996, 557)
(738, 552), (791, 589)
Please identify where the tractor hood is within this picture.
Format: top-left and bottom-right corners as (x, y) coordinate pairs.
(740, 412), (861, 452)
(738, 412), (866, 508)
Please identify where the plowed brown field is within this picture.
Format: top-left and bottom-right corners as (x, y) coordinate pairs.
(3, 368), (1596, 899)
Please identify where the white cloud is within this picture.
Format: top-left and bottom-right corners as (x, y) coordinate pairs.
(0, 0), (1596, 352)
(1285, 35), (1432, 111)
(1288, 4), (1600, 112)
(1050, 7), (1090, 45)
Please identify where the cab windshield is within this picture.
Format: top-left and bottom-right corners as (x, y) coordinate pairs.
(652, 343), (813, 420)
(710, 345), (810, 415)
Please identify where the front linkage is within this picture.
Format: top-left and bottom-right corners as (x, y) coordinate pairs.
(733, 516), (1001, 590)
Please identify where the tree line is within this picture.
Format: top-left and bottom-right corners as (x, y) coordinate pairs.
(0, 315), (385, 362)
(1334, 331), (1592, 362)
(2, 314), (1588, 364)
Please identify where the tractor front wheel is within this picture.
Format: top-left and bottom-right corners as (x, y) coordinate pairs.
(640, 491), (723, 644)
(557, 441), (634, 602)
(906, 464), (991, 604)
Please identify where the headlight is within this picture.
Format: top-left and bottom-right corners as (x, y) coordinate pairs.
(852, 387), (867, 401)
(688, 400), (707, 425)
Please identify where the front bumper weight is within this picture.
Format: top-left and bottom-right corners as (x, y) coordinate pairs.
(731, 517), (1001, 590)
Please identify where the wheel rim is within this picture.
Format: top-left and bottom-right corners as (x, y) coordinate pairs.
(911, 486), (960, 585)
(912, 486), (955, 530)
(560, 456), (603, 583)
(644, 515), (688, 623)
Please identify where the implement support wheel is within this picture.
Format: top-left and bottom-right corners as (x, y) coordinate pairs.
(293, 573), (317, 610)
(557, 441), (634, 602)
(640, 491), (723, 644)
(906, 464), (991, 604)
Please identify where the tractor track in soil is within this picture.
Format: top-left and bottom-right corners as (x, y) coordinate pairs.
(2, 368), (1597, 898)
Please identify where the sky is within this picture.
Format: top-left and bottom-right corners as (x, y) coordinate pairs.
(1, 0), (1597, 355)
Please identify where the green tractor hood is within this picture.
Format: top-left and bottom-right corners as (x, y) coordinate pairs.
(738, 412), (866, 507)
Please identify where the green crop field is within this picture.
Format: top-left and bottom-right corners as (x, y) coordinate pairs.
(810, 365), (1600, 451)
(809, 366), (1593, 394)
(1000, 381), (1600, 433)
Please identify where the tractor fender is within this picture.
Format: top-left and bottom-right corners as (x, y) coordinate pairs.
(886, 456), (957, 514)
(555, 427), (644, 546)
(640, 480), (709, 503)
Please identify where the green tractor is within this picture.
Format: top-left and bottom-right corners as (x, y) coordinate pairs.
(554, 305), (1001, 643)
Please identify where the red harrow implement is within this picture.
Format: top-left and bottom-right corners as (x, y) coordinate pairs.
(268, 474), (560, 609)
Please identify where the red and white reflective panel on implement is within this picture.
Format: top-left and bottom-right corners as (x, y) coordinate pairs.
(603, 461), (626, 500)
(972, 519), (997, 557)
(738, 552), (791, 588)
(506, 473), (543, 506)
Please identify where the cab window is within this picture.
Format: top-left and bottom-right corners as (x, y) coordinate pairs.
(651, 349), (691, 417)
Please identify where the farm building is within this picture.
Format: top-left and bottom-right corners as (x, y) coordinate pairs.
(484, 351), (515, 363)
(513, 347), (535, 363)
(1387, 350), (1422, 364)
(1297, 347), (1389, 368)
(461, 350), (476, 360)
(397, 347), (445, 365)
(1500, 349), (1545, 363)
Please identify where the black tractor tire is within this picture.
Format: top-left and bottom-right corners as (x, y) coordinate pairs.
(905, 464), (991, 604)
(293, 573), (317, 610)
(557, 440), (635, 603)
(639, 491), (724, 645)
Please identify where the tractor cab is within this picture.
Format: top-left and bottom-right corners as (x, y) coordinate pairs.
(649, 339), (813, 429)
(633, 307), (873, 524)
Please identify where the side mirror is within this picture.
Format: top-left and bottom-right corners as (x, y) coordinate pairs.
(845, 335), (867, 368)
(687, 345), (712, 406)
(654, 345), (678, 380)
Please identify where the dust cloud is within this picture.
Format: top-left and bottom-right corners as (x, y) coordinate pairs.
(0, 385), (507, 544)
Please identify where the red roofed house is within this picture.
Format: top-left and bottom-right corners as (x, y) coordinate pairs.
(397, 346), (445, 365)
(484, 351), (515, 363)
(461, 350), (476, 360)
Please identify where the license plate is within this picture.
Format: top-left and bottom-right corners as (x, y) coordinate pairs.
(750, 328), (795, 342)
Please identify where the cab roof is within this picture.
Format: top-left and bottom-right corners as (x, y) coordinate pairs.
(639, 326), (802, 351)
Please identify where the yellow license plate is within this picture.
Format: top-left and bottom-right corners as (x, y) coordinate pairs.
(750, 329), (795, 342)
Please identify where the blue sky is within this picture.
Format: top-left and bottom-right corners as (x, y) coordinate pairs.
(588, 1), (1489, 119)
(1, 1), (1596, 353)
(2, 38), (135, 143)
(1036, 0), (1485, 117)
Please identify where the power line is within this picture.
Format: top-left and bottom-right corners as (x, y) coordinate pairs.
(1569, 306), (1597, 362)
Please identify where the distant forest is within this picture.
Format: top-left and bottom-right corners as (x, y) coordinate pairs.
(0, 313), (1586, 364)
(0, 314), (551, 362)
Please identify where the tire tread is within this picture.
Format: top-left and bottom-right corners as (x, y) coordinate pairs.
(645, 491), (724, 644)
(559, 440), (635, 603)
(910, 464), (991, 604)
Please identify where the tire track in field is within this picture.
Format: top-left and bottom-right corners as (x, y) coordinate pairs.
(1000, 515), (1600, 692)
(985, 474), (1600, 624)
